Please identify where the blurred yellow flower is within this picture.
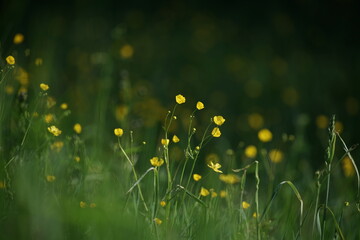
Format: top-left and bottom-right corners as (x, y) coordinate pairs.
(213, 116), (225, 126)
(244, 145), (257, 158)
(47, 96), (56, 108)
(207, 161), (223, 173)
(253, 212), (258, 218)
(35, 58), (43, 66)
(80, 201), (87, 208)
(74, 156), (81, 162)
(200, 187), (210, 197)
(51, 141), (64, 152)
(219, 174), (240, 184)
(114, 128), (124, 137)
(115, 105), (129, 121)
(342, 156), (355, 177)
(44, 114), (54, 123)
(120, 44), (134, 59)
(5, 85), (14, 95)
(46, 175), (56, 182)
(48, 126), (62, 136)
(248, 113), (264, 129)
(193, 174), (202, 181)
(161, 138), (170, 146)
(6, 56), (15, 65)
(211, 127), (221, 137)
(335, 121), (343, 133)
(220, 190), (227, 198)
(74, 123), (82, 134)
(160, 201), (166, 207)
(60, 103), (68, 110)
(242, 201), (250, 209)
(211, 191), (218, 198)
(0, 181), (5, 189)
(175, 94), (186, 104)
(258, 128), (272, 142)
(40, 83), (49, 91)
(316, 115), (328, 129)
(154, 218), (162, 225)
(150, 157), (164, 167)
(269, 149), (284, 163)
(90, 203), (97, 208)
(13, 33), (24, 44)
(196, 101), (204, 110)
(172, 135), (180, 143)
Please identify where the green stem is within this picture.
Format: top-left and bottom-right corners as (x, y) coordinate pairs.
(255, 161), (261, 240)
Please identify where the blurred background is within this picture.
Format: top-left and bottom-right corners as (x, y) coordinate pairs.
(1, 0), (359, 168)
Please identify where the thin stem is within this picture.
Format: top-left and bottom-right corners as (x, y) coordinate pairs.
(255, 161), (261, 240)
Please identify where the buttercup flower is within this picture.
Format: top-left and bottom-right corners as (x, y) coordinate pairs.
(60, 103), (68, 110)
(196, 101), (204, 110)
(207, 161), (223, 173)
(73, 123), (82, 134)
(40, 83), (49, 91)
(219, 174), (240, 184)
(48, 125), (62, 136)
(244, 145), (257, 158)
(13, 33), (24, 44)
(154, 218), (162, 225)
(211, 127), (221, 137)
(193, 174), (202, 181)
(6, 56), (15, 65)
(242, 201), (250, 209)
(172, 135), (180, 143)
(258, 128), (272, 142)
(150, 157), (164, 167)
(213, 116), (225, 126)
(160, 201), (166, 207)
(269, 149), (284, 163)
(175, 94), (186, 104)
(114, 128), (124, 137)
(200, 187), (210, 197)
(80, 201), (87, 208)
(161, 138), (170, 146)
(46, 175), (56, 182)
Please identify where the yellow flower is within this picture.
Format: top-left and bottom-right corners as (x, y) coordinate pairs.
(13, 33), (24, 44)
(242, 201), (250, 209)
(211, 191), (218, 198)
(258, 128), (272, 142)
(0, 181), (5, 189)
(253, 212), (258, 218)
(50, 141), (64, 152)
(269, 149), (284, 163)
(248, 113), (264, 129)
(196, 101), (204, 110)
(120, 44), (134, 59)
(35, 58), (43, 66)
(47, 125), (62, 136)
(219, 174), (240, 184)
(193, 174), (202, 181)
(44, 114), (54, 123)
(213, 116), (225, 126)
(150, 157), (164, 167)
(74, 156), (81, 162)
(6, 56), (15, 65)
(342, 156), (355, 177)
(114, 128), (124, 137)
(316, 115), (328, 129)
(46, 175), (56, 182)
(40, 83), (49, 91)
(89, 203), (97, 208)
(245, 145), (257, 158)
(220, 190), (227, 198)
(154, 218), (162, 225)
(200, 187), (210, 197)
(80, 201), (87, 208)
(60, 103), (68, 110)
(47, 96), (56, 108)
(207, 161), (223, 173)
(175, 94), (186, 104)
(161, 138), (170, 146)
(211, 127), (221, 137)
(172, 135), (180, 143)
(74, 123), (82, 134)
(160, 201), (166, 207)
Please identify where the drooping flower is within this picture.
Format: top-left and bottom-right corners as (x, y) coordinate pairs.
(150, 157), (164, 167)
(244, 145), (257, 158)
(258, 128), (272, 142)
(207, 161), (223, 173)
(242, 201), (250, 209)
(200, 187), (210, 197)
(114, 128), (124, 137)
(175, 94), (186, 104)
(211, 127), (221, 137)
(48, 125), (62, 136)
(40, 83), (49, 91)
(6, 56), (15, 65)
(172, 135), (180, 143)
(196, 101), (204, 110)
(193, 174), (202, 181)
(213, 116), (225, 126)
(73, 123), (82, 134)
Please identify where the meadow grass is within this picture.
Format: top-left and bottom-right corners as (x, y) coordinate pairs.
(1, 53), (360, 240)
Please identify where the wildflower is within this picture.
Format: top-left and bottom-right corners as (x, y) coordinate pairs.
(258, 128), (272, 142)
(150, 157), (164, 167)
(80, 201), (87, 208)
(154, 218), (162, 225)
(172, 135), (180, 143)
(342, 156), (355, 177)
(269, 149), (284, 163)
(60, 103), (68, 110)
(220, 190), (227, 198)
(200, 187), (210, 197)
(0, 181), (5, 189)
(160, 201), (166, 207)
(219, 174), (240, 184)
(242, 201), (250, 209)
(51, 141), (64, 152)
(344, 201), (350, 207)
(6, 56), (15, 65)
(207, 161), (223, 173)
(40, 83), (49, 91)
(13, 33), (24, 44)
(89, 203), (97, 208)
(46, 175), (56, 182)
(74, 156), (81, 162)
(48, 125), (62, 136)
(47, 96), (56, 108)
(316, 115), (328, 129)
(175, 94), (186, 104)
(5, 86), (14, 95)
(196, 101), (204, 110)
(211, 127), (221, 137)
(120, 44), (134, 59)
(253, 212), (258, 218)
(161, 138), (170, 146)
(35, 58), (43, 66)
(193, 174), (202, 181)
(195, 146), (200, 151)
(74, 123), (82, 134)
(248, 113), (264, 129)
(114, 128), (124, 137)
(244, 145), (257, 158)
(335, 121), (344, 133)
(44, 114), (54, 123)
(213, 116), (225, 126)
(211, 191), (218, 198)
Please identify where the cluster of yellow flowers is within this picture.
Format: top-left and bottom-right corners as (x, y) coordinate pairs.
(150, 157), (164, 167)
(48, 125), (62, 136)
